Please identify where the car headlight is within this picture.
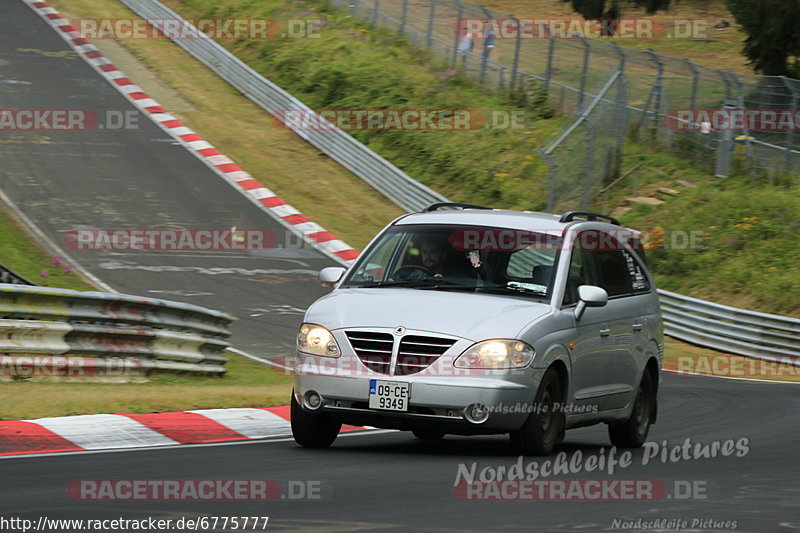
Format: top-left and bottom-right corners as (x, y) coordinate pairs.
(454, 340), (534, 369)
(296, 323), (341, 357)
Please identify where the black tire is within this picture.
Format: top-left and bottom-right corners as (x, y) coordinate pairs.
(509, 368), (565, 456)
(290, 392), (341, 448)
(608, 372), (655, 448)
(412, 429), (445, 441)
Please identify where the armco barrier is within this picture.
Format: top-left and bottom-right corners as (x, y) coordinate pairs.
(658, 289), (800, 361)
(105, 1), (796, 360)
(0, 284), (233, 377)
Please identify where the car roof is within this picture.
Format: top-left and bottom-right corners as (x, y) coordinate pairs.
(394, 208), (619, 234)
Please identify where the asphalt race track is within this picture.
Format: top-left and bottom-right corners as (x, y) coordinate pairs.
(2, 375), (800, 531)
(0, 0), (335, 357)
(2, 2), (800, 532)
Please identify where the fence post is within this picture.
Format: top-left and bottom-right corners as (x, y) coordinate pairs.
(478, 6), (493, 84)
(400, 0), (408, 35)
(610, 41), (625, 72)
(683, 58), (699, 110)
(539, 151), (557, 212)
(372, 0), (380, 29)
(613, 70), (629, 176)
(544, 37), (555, 92)
(577, 39), (591, 112)
(715, 103), (735, 178)
(781, 76), (798, 172)
(644, 49), (664, 126)
(581, 119), (594, 210)
(452, 0), (465, 66)
(510, 15), (521, 91)
(426, 0), (437, 49)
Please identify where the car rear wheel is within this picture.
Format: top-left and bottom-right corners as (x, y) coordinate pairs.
(412, 429), (445, 441)
(290, 392), (341, 448)
(509, 368), (564, 456)
(608, 372), (655, 448)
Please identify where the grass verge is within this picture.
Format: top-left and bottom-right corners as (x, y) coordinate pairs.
(0, 202), (95, 291)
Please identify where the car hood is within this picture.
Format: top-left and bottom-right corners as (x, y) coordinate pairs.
(305, 288), (551, 341)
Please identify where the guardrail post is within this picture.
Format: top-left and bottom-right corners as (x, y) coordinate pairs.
(426, 0), (437, 49)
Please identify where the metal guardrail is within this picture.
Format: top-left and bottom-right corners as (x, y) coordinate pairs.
(0, 284), (234, 377)
(118, 0), (447, 213)
(658, 289), (800, 361)
(111, 0), (798, 362)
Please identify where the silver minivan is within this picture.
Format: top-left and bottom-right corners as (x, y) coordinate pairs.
(291, 204), (663, 455)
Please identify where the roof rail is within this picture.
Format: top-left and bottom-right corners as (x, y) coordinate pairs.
(423, 202), (492, 212)
(559, 211), (620, 226)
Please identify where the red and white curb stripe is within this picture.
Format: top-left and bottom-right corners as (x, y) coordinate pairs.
(24, 0), (358, 265)
(0, 406), (365, 456)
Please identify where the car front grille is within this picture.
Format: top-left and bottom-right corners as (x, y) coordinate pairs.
(395, 335), (455, 375)
(345, 331), (394, 373)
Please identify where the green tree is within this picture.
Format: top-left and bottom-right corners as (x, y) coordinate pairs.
(726, 0), (800, 76)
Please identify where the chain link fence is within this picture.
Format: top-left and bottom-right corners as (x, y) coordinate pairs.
(329, 0), (800, 207)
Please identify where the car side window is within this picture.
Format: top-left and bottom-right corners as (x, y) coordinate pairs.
(590, 248), (633, 297)
(562, 248), (593, 306)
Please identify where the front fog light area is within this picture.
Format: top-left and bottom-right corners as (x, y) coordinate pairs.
(454, 339), (534, 369)
(464, 403), (489, 424)
(296, 323), (341, 357)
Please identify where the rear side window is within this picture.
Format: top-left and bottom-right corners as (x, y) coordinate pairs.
(592, 249), (633, 297)
(563, 231), (650, 304)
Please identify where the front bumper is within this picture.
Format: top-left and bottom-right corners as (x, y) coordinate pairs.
(294, 356), (542, 434)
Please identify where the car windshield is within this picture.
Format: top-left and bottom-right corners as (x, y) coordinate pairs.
(341, 224), (561, 299)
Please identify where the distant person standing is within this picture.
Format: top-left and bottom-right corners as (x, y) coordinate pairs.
(457, 29), (474, 67)
(483, 25), (496, 60)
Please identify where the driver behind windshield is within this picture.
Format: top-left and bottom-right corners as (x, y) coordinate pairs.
(419, 238), (448, 277)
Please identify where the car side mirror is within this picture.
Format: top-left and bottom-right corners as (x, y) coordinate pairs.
(318, 267), (346, 287)
(574, 285), (608, 321)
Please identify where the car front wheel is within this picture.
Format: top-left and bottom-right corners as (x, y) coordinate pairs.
(290, 392), (341, 448)
(509, 368), (565, 456)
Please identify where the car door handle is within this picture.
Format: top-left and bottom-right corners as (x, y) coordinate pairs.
(632, 323), (643, 332)
(599, 328), (611, 337)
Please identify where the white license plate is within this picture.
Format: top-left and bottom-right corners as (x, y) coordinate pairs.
(369, 379), (410, 411)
